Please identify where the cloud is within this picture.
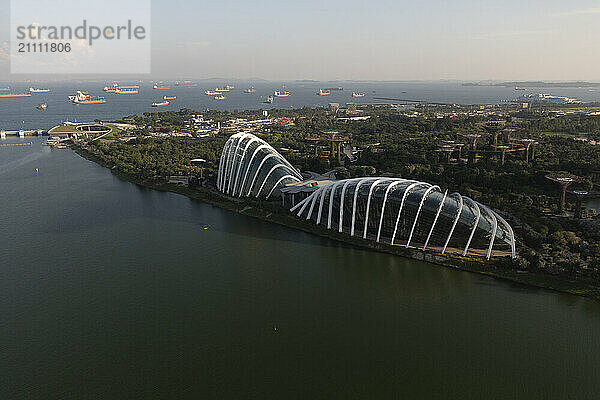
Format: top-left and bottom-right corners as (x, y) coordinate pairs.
(551, 7), (600, 17)
(0, 41), (9, 61)
(473, 30), (552, 40)
(178, 41), (211, 49)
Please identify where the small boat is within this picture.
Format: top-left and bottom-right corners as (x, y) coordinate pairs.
(352, 92), (365, 97)
(274, 91), (291, 97)
(264, 96), (274, 104)
(163, 95), (176, 100)
(226, 85), (235, 90)
(37, 103), (47, 110)
(515, 87), (526, 90)
(214, 95), (226, 100)
(152, 101), (169, 107)
(244, 87), (256, 93)
(317, 89), (331, 96)
(29, 87), (51, 93)
(205, 90), (220, 95)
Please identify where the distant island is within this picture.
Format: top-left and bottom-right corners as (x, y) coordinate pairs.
(463, 81), (600, 88)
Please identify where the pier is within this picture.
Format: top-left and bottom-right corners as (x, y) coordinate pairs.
(0, 129), (46, 139)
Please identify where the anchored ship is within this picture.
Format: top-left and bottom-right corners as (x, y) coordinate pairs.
(317, 89), (331, 96)
(37, 103), (47, 110)
(214, 95), (226, 100)
(274, 91), (291, 97)
(264, 96), (274, 104)
(69, 91), (106, 104)
(153, 84), (170, 90)
(163, 95), (176, 100)
(0, 92), (32, 98)
(115, 88), (139, 94)
(152, 100), (169, 107)
(352, 92), (365, 97)
(29, 87), (51, 93)
(175, 81), (198, 86)
(244, 87), (256, 93)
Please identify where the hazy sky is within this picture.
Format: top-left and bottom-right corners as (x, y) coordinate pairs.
(1, 0), (599, 81)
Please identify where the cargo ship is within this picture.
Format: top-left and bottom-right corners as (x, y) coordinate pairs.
(226, 85), (235, 90)
(244, 87), (256, 93)
(152, 100), (169, 107)
(205, 90), (220, 95)
(115, 88), (139, 94)
(69, 91), (106, 104)
(0, 92), (32, 98)
(163, 95), (176, 100)
(215, 87), (230, 92)
(29, 87), (51, 93)
(352, 92), (365, 97)
(214, 95), (226, 100)
(317, 89), (331, 96)
(175, 81), (198, 86)
(274, 90), (291, 97)
(0, 87), (10, 91)
(153, 84), (170, 90)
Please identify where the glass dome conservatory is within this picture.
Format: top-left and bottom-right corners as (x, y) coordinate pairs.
(218, 134), (515, 259)
(217, 133), (303, 200)
(290, 177), (516, 259)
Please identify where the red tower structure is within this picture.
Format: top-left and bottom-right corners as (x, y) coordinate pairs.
(545, 173), (581, 214)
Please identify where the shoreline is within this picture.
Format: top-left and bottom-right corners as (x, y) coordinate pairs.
(73, 145), (600, 301)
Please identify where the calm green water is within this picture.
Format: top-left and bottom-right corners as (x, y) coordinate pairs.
(1, 137), (600, 399)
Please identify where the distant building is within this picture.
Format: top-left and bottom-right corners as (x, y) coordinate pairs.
(346, 102), (357, 112)
(329, 103), (339, 114)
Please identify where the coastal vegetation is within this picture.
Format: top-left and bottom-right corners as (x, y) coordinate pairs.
(72, 105), (600, 296)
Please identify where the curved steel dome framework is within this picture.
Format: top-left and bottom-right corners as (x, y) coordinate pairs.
(290, 177), (516, 259)
(217, 135), (516, 259)
(218, 133), (303, 200)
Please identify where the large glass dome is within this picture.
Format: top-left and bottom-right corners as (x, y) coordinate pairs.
(290, 177), (516, 259)
(218, 133), (303, 200)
